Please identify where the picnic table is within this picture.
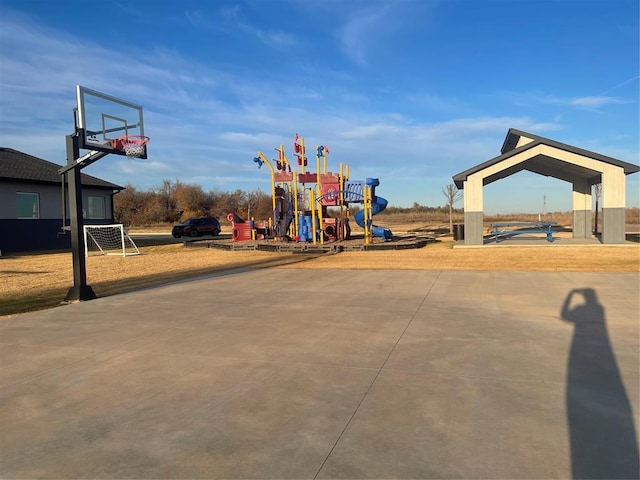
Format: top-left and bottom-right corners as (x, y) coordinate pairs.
(490, 222), (557, 243)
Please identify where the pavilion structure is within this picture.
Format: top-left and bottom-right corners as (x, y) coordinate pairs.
(453, 128), (639, 245)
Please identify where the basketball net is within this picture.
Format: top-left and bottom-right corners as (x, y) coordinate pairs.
(117, 135), (150, 159)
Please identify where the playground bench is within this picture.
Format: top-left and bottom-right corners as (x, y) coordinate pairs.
(489, 222), (557, 243)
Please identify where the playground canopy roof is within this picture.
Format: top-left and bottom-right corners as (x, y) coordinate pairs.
(452, 128), (640, 189)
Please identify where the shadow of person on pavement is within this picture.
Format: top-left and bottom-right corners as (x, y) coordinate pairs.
(561, 288), (639, 479)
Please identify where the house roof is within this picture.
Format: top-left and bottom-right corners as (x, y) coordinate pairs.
(0, 147), (123, 190)
(453, 129), (640, 189)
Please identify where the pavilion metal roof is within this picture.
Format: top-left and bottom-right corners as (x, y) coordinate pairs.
(453, 129), (640, 189)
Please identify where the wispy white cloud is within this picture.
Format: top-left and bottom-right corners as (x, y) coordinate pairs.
(599, 75), (640, 95)
(0, 6), (635, 210)
(570, 96), (627, 108)
(338, 6), (390, 66)
(536, 94), (628, 110)
(185, 5), (298, 49)
(331, 0), (432, 66)
(254, 29), (298, 49)
(339, 116), (562, 143)
(404, 93), (464, 113)
(217, 4), (242, 24)
(340, 123), (401, 139)
(184, 9), (207, 27)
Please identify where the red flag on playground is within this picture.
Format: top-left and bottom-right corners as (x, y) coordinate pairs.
(294, 133), (301, 154)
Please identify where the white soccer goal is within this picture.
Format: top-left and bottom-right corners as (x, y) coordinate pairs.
(83, 224), (140, 257)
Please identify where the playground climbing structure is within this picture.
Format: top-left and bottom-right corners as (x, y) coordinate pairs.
(229, 134), (392, 245)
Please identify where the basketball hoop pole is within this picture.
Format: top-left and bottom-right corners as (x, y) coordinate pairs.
(61, 132), (99, 302)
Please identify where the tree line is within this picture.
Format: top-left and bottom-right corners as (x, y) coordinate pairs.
(114, 179), (463, 227)
(113, 180), (275, 226)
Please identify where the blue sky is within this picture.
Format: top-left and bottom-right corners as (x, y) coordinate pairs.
(1, 0), (638, 213)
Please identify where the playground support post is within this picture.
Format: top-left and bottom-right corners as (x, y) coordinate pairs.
(367, 186), (373, 244)
(339, 162), (345, 199)
(256, 152), (276, 212)
(363, 185), (372, 245)
(317, 187), (325, 245)
(293, 171), (299, 237)
(365, 185), (369, 245)
(314, 147), (323, 244)
(339, 162), (345, 239)
(316, 149), (321, 181)
(323, 146), (328, 174)
(276, 144), (291, 171)
(316, 147), (322, 200)
(310, 188), (317, 245)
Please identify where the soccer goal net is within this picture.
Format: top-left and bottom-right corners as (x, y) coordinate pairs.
(84, 224), (140, 257)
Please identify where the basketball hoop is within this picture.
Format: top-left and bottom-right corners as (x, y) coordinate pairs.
(116, 135), (150, 159)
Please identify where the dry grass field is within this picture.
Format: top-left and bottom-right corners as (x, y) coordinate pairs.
(2, 220), (638, 318)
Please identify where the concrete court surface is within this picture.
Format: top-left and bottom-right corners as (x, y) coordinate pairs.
(1, 269), (639, 479)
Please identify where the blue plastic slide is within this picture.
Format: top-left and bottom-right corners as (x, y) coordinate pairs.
(353, 178), (392, 239)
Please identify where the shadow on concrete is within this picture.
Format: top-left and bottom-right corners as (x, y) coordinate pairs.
(130, 233), (233, 247)
(1, 254), (322, 318)
(561, 288), (639, 479)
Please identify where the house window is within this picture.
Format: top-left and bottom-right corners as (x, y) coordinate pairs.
(87, 196), (106, 219)
(16, 192), (39, 219)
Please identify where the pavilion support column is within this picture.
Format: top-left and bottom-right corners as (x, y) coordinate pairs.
(601, 167), (626, 244)
(571, 178), (591, 239)
(463, 174), (484, 245)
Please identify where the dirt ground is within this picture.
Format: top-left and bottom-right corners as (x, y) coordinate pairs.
(1, 222), (639, 317)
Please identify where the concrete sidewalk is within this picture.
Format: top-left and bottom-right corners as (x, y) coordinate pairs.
(1, 270), (639, 478)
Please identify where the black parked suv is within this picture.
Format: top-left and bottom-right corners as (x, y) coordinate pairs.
(172, 217), (221, 238)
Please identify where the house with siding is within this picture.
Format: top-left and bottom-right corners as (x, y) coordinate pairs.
(0, 147), (123, 253)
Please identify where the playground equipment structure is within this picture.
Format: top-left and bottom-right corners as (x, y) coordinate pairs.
(229, 134), (392, 245)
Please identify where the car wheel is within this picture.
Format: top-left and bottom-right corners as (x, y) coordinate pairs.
(212, 228), (220, 236)
(172, 232), (181, 238)
(190, 230), (199, 237)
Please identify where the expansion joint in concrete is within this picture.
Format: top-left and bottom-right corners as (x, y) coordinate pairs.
(313, 271), (442, 478)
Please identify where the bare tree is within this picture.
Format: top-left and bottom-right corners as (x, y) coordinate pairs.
(442, 183), (462, 234)
(246, 189), (263, 220)
(593, 183), (602, 235)
(173, 182), (213, 219)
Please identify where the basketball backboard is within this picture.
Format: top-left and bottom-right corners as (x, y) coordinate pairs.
(75, 85), (147, 158)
